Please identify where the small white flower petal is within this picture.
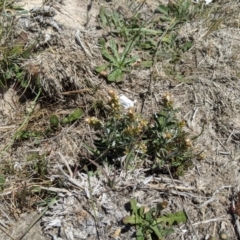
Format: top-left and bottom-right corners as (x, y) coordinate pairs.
(119, 94), (136, 109)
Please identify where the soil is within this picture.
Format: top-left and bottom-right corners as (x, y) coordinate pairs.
(1, 0), (240, 240)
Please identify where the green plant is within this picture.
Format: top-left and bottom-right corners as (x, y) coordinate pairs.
(155, 0), (193, 28)
(60, 108), (84, 125)
(96, 38), (138, 82)
(144, 93), (193, 175)
(0, 1), (36, 88)
(123, 198), (187, 240)
(96, 1), (197, 82)
(85, 91), (193, 175)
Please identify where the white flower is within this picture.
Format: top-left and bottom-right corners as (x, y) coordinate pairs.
(195, 0), (213, 4)
(119, 94), (136, 109)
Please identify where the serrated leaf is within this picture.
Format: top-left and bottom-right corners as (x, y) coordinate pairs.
(99, 38), (117, 63)
(156, 211), (187, 225)
(101, 47), (117, 63)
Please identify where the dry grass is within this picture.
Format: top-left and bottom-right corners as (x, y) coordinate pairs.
(1, 0), (240, 239)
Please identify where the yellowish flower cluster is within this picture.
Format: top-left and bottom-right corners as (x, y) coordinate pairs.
(162, 131), (173, 139)
(124, 118), (148, 137)
(163, 92), (173, 108)
(85, 117), (103, 129)
(184, 138), (192, 148)
(107, 90), (121, 113)
(136, 142), (147, 153)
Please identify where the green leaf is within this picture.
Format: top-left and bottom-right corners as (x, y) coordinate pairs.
(107, 68), (123, 82)
(109, 39), (120, 62)
(149, 225), (163, 238)
(121, 40), (136, 62)
(122, 215), (142, 225)
(156, 211), (187, 225)
(0, 174), (5, 191)
(61, 108), (83, 125)
(99, 6), (107, 28)
(155, 5), (169, 16)
(181, 41), (193, 52)
(140, 61), (153, 68)
(112, 11), (121, 28)
(49, 115), (59, 128)
(99, 38), (117, 63)
(95, 64), (108, 73)
(136, 227), (144, 240)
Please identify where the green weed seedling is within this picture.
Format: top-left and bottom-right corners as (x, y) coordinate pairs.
(60, 108), (84, 125)
(123, 199), (187, 240)
(96, 38), (138, 82)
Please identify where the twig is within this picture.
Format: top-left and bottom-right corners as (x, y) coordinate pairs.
(58, 152), (73, 178)
(0, 225), (14, 240)
(75, 30), (92, 58)
(57, 163), (84, 190)
(62, 89), (90, 95)
(192, 216), (227, 226)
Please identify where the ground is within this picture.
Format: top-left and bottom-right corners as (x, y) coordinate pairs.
(1, 0), (240, 239)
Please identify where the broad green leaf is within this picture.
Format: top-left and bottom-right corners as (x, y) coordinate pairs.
(156, 211), (187, 225)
